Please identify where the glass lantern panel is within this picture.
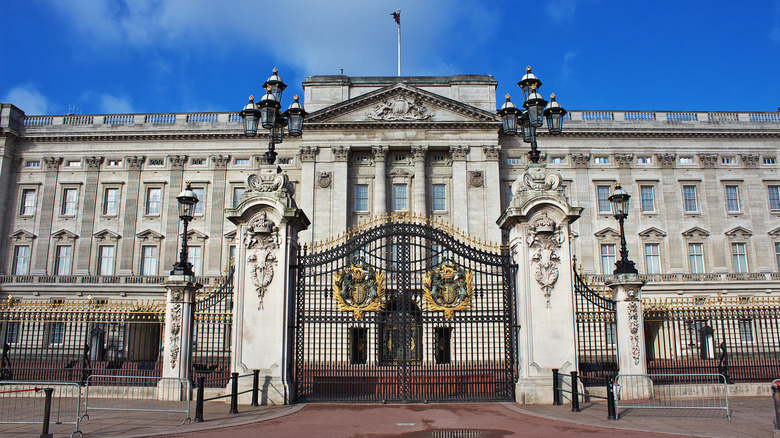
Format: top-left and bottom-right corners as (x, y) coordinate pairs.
(260, 106), (277, 129)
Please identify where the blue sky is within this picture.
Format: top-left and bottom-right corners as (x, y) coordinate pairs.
(2, 1), (779, 115)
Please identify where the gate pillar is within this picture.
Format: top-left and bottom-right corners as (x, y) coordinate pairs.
(225, 166), (309, 405)
(498, 163), (582, 404)
(608, 277), (651, 398)
(160, 276), (201, 400)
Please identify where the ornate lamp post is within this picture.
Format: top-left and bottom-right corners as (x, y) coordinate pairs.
(608, 183), (638, 275)
(497, 66), (567, 163)
(171, 182), (199, 276)
(240, 68), (308, 165)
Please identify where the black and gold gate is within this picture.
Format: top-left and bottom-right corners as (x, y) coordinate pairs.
(294, 213), (516, 403)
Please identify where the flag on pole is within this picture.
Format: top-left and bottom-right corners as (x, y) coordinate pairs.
(391, 10), (400, 25)
(392, 9), (401, 76)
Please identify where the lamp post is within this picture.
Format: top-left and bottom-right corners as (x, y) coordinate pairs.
(171, 182), (199, 276)
(497, 66), (567, 164)
(240, 68), (307, 165)
(608, 183), (638, 275)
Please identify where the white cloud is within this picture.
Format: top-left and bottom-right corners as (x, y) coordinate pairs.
(3, 85), (51, 115)
(99, 94), (134, 114)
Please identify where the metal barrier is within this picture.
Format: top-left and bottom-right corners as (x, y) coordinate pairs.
(84, 375), (191, 424)
(614, 373), (730, 422)
(0, 381), (83, 437)
(552, 369), (617, 420)
(194, 370), (260, 422)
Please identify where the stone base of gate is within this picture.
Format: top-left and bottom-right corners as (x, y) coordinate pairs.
(516, 377), (556, 404)
(228, 376), (291, 406)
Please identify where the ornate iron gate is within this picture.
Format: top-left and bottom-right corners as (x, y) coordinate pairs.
(192, 263), (233, 387)
(294, 213), (516, 403)
(573, 258), (617, 385)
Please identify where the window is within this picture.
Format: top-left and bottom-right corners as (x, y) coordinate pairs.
(725, 185), (740, 212)
(67, 160), (81, 167)
(597, 185), (611, 213)
(600, 244), (616, 274)
(355, 155), (369, 163)
(392, 184), (407, 211)
(54, 245), (72, 276)
(769, 186), (780, 212)
(394, 154), (406, 161)
(141, 246), (158, 276)
(103, 188), (119, 216)
(5, 321), (20, 344)
(433, 154), (446, 162)
(506, 158), (523, 165)
(739, 320), (754, 343)
(107, 159), (122, 167)
(148, 158), (164, 166)
(229, 245), (237, 264)
(61, 188), (78, 216)
(191, 158), (206, 166)
(145, 187), (162, 215)
(350, 328), (368, 365)
(721, 156), (736, 164)
(434, 327), (452, 364)
(278, 157), (293, 165)
(644, 243), (661, 274)
(594, 157), (609, 164)
(732, 243), (748, 273)
(430, 244), (444, 266)
(25, 161), (40, 168)
(640, 186), (655, 213)
(48, 322), (64, 345)
(688, 243), (705, 274)
(637, 156), (651, 164)
(235, 158), (250, 165)
(97, 245), (115, 275)
(432, 184), (446, 211)
(550, 156), (565, 164)
(354, 184), (369, 212)
(765, 157), (777, 165)
(12, 246), (30, 275)
(232, 187), (245, 209)
(679, 157), (694, 164)
(192, 187), (205, 215)
(776, 243), (780, 271)
(683, 185), (698, 212)
(605, 322), (617, 345)
(188, 246), (202, 276)
(20, 189), (36, 215)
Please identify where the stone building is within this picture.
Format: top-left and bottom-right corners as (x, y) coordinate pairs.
(0, 73), (778, 299)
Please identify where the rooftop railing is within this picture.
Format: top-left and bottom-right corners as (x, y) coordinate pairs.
(590, 272), (780, 284)
(0, 274), (218, 286)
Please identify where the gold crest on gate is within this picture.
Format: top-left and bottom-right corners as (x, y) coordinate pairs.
(423, 259), (474, 319)
(333, 258), (386, 319)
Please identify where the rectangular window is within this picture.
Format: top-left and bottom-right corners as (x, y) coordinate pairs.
(644, 243), (661, 274)
(594, 157), (609, 164)
(235, 158), (250, 165)
(107, 159), (122, 167)
(432, 184), (446, 211)
(54, 245), (72, 276)
(48, 322), (65, 346)
(640, 185), (655, 213)
(597, 185), (611, 213)
(765, 157), (777, 165)
(434, 327), (452, 365)
(5, 321), (20, 344)
(141, 246), (158, 276)
(354, 184), (369, 212)
(605, 322), (617, 346)
(769, 186), (780, 212)
(97, 245), (115, 276)
(192, 187), (205, 216)
(25, 161), (40, 168)
(739, 320), (754, 343)
(67, 160), (81, 167)
(732, 243), (748, 273)
(232, 187), (245, 209)
(430, 244), (444, 267)
(550, 156), (565, 164)
(725, 185), (740, 212)
(191, 158), (206, 166)
(392, 184), (407, 211)
(637, 157), (651, 164)
(188, 246), (202, 276)
(12, 246), (30, 275)
(722, 156), (736, 164)
(229, 245), (237, 264)
(776, 243), (780, 271)
(103, 188), (119, 216)
(61, 188), (78, 216)
(688, 243), (705, 274)
(683, 185), (698, 212)
(350, 328), (368, 365)
(679, 157), (694, 164)
(600, 244), (616, 274)
(506, 158), (523, 165)
(20, 189), (36, 215)
(145, 187), (162, 215)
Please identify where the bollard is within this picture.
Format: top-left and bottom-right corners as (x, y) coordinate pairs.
(251, 370), (260, 407)
(772, 380), (780, 429)
(570, 371), (580, 413)
(194, 376), (205, 423)
(607, 377), (618, 421)
(230, 372), (239, 414)
(40, 387), (54, 438)
(552, 369), (562, 406)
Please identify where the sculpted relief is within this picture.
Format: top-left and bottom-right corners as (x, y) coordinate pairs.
(527, 212), (565, 307)
(366, 94), (433, 121)
(244, 212), (280, 309)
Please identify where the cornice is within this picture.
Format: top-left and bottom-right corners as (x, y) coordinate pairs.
(17, 132), (247, 143)
(304, 121), (501, 131)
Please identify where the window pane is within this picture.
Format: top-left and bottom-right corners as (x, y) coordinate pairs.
(644, 243), (660, 274)
(233, 187), (245, 208)
(55, 246), (72, 275)
(49, 322), (64, 345)
(769, 186), (780, 211)
(192, 188), (205, 215)
(104, 188), (119, 215)
(354, 184), (369, 212)
(13, 246), (30, 275)
(688, 243), (704, 274)
(732, 243), (748, 273)
(776, 243), (780, 271)
(21, 189), (36, 215)
(62, 188), (78, 216)
(98, 246), (115, 275)
(597, 186), (611, 213)
(640, 186), (655, 212)
(392, 184), (407, 211)
(188, 246), (202, 276)
(683, 185), (698, 212)
(141, 246), (158, 276)
(739, 320), (754, 343)
(725, 185), (740, 212)
(5, 322), (20, 344)
(146, 188), (161, 215)
(432, 184), (446, 211)
(600, 244), (616, 273)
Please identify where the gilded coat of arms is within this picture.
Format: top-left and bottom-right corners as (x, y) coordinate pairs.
(423, 259), (474, 319)
(333, 258), (386, 319)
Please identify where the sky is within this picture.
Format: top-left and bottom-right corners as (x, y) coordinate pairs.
(2, 0), (779, 116)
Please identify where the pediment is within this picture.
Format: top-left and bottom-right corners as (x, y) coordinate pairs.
(594, 227), (620, 240)
(724, 226), (753, 239)
(306, 83), (499, 125)
(186, 230), (208, 242)
(51, 229), (78, 242)
(136, 229), (164, 242)
(682, 226), (710, 239)
(224, 229), (237, 240)
(93, 229), (121, 241)
(769, 226), (780, 236)
(10, 229), (36, 242)
(638, 227), (667, 239)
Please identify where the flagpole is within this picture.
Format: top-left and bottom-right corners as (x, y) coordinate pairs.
(396, 9), (401, 76)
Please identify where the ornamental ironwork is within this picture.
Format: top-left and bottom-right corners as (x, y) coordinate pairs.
(333, 257), (386, 319)
(423, 259), (474, 319)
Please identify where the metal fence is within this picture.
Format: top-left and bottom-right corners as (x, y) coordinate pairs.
(83, 375), (191, 424)
(574, 263), (617, 385)
(192, 263), (234, 388)
(0, 380), (83, 437)
(615, 373), (730, 421)
(644, 296), (780, 382)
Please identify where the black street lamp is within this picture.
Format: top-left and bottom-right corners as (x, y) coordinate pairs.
(498, 66), (567, 164)
(171, 182), (199, 276)
(608, 183), (638, 275)
(240, 68), (308, 165)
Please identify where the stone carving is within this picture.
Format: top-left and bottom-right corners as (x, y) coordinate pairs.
(571, 153), (590, 167)
(449, 145), (468, 161)
(299, 146), (319, 162)
(317, 171), (331, 188)
(468, 171), (484, 188)
(411, 145), (428, 161)
(527, 211), (566, 307)
(333, 257), (386, 319)
(244, 212), (279, 309)
(656, 153), (676, 168)
(614, 153), (633, 168)
(367, 93), (433, 121)
(125, 156), (145, 170)
(211, 155), (231, 169)
(43, 157), (63, 171)
(246, 171), (289, 194)
(169, 155), (188, 168)
(512, 166), (562, 199)
(423, 259), (474, 319)
(628, 300), (640, 365)
(372, 145), (389, 161)
(483, 146), (501, 161)
(333, 146), (350, 161)
(169, 295), (182, 369)
(84, 156), (104, 170)
(699, 153), (718, 168)
(740, 153), (760, 167)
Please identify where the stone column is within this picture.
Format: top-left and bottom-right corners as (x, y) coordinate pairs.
(332, 146), (350, 236)
(298, 146), (318, 243)
(74, 157), (103, 275)
(450, 146), (469, 232)
(160, 274), (202, 400)
(206, 155), (230, 275)
(483, 145), (502, 242)
(225, 166), (309, 405)
(497, 163), (583, 404)
(411, 146), (427, 216)
(32, 157), (62, 275)
(162, 156), (187, 273)
(118, 156), (145, 275)
(0, 105), (21, 274)
(608, 275), (650, 398)
(372, 146), (388, 217)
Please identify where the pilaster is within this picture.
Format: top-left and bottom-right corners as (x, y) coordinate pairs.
(163, 156), (187, 273)
(483, 145), (502, 242)
(450, 145), (469, 232)
(411, 145), (427, 216)
(118, 156), (145, 275)
(74, 157), (103, 275)
(207, 155), (230, 275)
(298, 146), (318, 243)
(31, 157), (62, 275)
(372, 146), (388, 217)
(332, 146), (349, 236)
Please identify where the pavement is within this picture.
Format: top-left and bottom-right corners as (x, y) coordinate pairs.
(0, 396), (777, 437)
